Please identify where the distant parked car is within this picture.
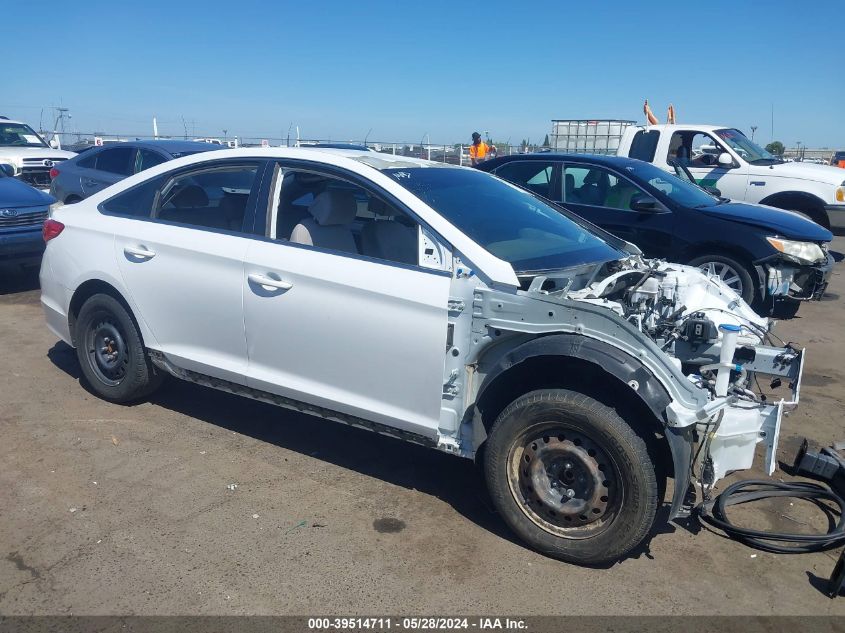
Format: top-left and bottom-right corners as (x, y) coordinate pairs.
(0, 164), (58, 268)
(831, 151), (845, 168)
(479, 153), (833, 315)
(0, 116), (76, 190)
(49, 140), (220, 203)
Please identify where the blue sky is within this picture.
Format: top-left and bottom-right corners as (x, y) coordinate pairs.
(3, 1), (843, 147)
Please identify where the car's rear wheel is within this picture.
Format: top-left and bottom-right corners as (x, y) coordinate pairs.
(484, 389), (658, 565)
(75, 293), (163, 402)
(688, 253), (756, 305)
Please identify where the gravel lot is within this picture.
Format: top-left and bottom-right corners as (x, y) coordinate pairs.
(1, 238), (844, 616)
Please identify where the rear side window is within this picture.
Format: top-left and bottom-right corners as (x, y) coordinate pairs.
(153, 163), (261, 232)
(77, 153), (96, 169)
(136, 149), (167, 173)
(493, 161), (555, 198)
(100, 176), (164, 217)
(96, 147), (135, 175)
(627, 130), (659, 162)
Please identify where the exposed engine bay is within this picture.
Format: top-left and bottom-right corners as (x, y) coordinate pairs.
(521, 255), (805, 491)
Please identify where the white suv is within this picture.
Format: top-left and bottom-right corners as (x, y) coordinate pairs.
(40, 148), (805, 565)
(0, 117), (76, 190)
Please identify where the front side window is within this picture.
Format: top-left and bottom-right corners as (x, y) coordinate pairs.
(563, 165), (646, 211)
(153, 163), (261, 232)
(0, 122), (48, 148)
(621, 160), (719, 209)
(272, 166), (420, 266)
(385, 167), (621, 273)
(493, 161), (554, 198)
(96, 147), (135, 175)
(688, 132), (729, 168)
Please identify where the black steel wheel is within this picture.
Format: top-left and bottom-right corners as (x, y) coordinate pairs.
(75, 293), (163, 402)
(84, 316), (130, 387)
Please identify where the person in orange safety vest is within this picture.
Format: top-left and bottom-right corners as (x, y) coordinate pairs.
(469, 132), (489, 166)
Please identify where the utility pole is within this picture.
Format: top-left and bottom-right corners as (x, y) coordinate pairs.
(52, 107), (70, 149)
(771, 103), (774, 141)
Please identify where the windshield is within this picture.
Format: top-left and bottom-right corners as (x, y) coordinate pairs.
(627, 160), (720, 208)
(0, 122), (49, 148)
(383, 167), (623, 272)
(715, 128), (778, 165)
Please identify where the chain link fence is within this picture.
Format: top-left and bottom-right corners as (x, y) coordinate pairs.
(44, 131), (548, 166)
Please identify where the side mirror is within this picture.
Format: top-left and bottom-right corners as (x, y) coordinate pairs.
(718, 152), (734, 168)
(705, 185), (722, 196)
(630, 195), (661, 213)
(0, 163), (14, 177)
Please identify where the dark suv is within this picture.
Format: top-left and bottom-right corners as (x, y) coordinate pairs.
(480, 153), (834, 315)
(0, 164), (57, 268)
(831, 151), (845, 168)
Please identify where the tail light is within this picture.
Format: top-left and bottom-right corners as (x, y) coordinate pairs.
(42, 219), (65, 242)
(49, 167), (60, 179)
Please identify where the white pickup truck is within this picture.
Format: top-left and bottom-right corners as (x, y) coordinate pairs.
(616, 124), (845, 230)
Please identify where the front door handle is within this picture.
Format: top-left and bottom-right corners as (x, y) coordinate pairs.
(123, 245), (156, 260)
(248, 273), (293, 291)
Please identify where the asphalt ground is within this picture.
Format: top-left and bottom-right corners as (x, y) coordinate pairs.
(1, 237), (844, 616)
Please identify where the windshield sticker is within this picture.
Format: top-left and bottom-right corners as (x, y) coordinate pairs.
(22, 134), (41, 143)
(392, 171), (411, 179)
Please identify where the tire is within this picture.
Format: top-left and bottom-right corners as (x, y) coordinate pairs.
(484, 389), (658, 565)
(74, 293), (163, 403)
(688, 253), (756, 305)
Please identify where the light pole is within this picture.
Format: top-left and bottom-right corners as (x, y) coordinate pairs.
(750, 126), (757, 141)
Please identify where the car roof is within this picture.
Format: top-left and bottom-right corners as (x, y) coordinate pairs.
(116, 139), (221, 154)
(482, 153), (648, 169)
(301, 143), (371, 151)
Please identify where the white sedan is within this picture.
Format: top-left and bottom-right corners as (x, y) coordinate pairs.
(40, 148), (804, 565)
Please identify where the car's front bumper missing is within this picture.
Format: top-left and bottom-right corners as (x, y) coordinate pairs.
(764, 253), (834, 301)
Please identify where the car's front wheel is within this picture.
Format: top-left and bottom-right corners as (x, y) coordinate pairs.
(75, 293), (163, 403)
(688, 253), (756, 305)
(484, 389), (658, 565)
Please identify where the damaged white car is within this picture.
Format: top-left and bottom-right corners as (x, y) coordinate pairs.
(40, 149), (804, 565)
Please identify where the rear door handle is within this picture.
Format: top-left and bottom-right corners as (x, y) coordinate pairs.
(248, 273), (293, 291)
(123, 245), (156, 260)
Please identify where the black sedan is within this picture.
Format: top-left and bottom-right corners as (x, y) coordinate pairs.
(479, 153), (833, 314)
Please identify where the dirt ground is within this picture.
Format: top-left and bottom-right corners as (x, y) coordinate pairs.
(1, 238), (844, 616)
